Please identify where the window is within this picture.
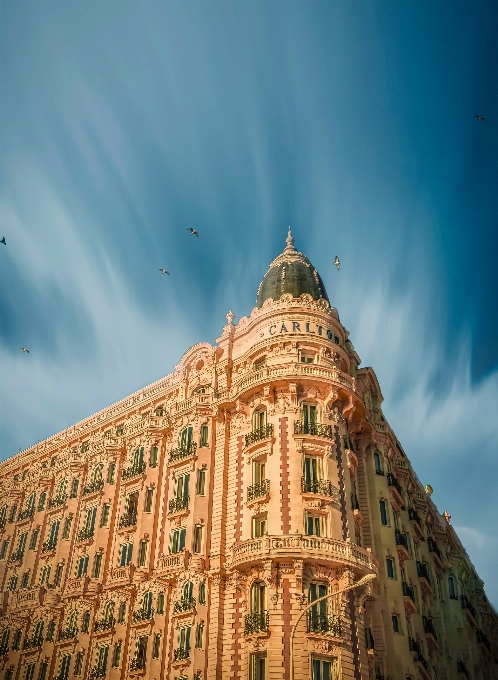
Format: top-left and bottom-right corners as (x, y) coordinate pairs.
(179, 427), (193, 449)
(196, 468), (206, 495)
(311, 657), (336, 680)
(144, 488), (154, 513)
(253, 460), (267, 485)
(152, 633), (161, 658)
(252, 515), (267, 538)
(374, 452), (384, 475)
(138, 540), (148, 567)
(118, 602), (127, 624)
(24, 664), (35, 680)
(0, 540), (9, 559)
(199, 582), (206, 605)
(448, 576), (458, 600)
(178, 626), (191, 652)
(107, 463), (116, 484)
(16, 532), (28, 558)
(392, 614), (401, 633)
(118, 542), (133, 567)
(301, 403), (317, 426)
(25, 493), (36, 513)
(7, 575), (18, 591)
(182, 581), (194, 601)
(303, 455), (321, 486)
(76, 555), (89, 578)
(100, 504), (110, 527)
(134, 636), (148, 665)
(53, 563), (64, 587)
(95, 646), (109, 675)
(170, 527), (186, 554)
(8, 505), (18, 522)
(149, 446), (158, 467)
(92, 553), (103, 578)
(70, 479), (79, 498)
(157, 592), (165, 614)
(38, 662), (48, 680)
(193, 525), (203, 553)
(251, 582), (266, 614)
(44, 620), (56, 642)
(81, 506), (97, 537)
(112, 644), (122, 667)
(81, 612), (91, 633)
(195, 623), (204, 648)
(0, 629), (10, 653)
(309, 582), (328, 628)
(132, 447), (145, 469)
(175, 473), (190, 505)
(379, 500), (389, 526)
(252, 409), (267, 431)
(124, 491), (139, 520)
(62, 518), (72, 539)
(250, 653), (267, 680)
(38, 493), (47, 511)
(12, 629), (22, 650)
(305, 513), (324, 537)
(39, 565), (51, 586)
(386, 557), (396, 579)
(200, 425), (209, 447)
(74, 652), (84, 676)
(21, 571), (30, 589)
(299, 350), (316, 364)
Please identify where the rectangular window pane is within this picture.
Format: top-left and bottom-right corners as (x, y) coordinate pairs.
(196, 469), (206, 495)
(379, 500), (388, 526)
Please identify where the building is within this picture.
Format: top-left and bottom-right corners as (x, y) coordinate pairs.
(0, 230), (496, 680)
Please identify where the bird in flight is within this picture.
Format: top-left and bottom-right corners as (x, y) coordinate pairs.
(333, 256), (341, 270)
(0, 237), (5, 245)
(187, 228), (199, 237)
(159, 269), (170, 275)
(474, 115), (486, 121)
(20, 348), (29, 353)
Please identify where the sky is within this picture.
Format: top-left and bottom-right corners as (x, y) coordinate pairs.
(1, 1), (497, 604)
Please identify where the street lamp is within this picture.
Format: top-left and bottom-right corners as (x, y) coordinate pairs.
(290, 572), (377, 680)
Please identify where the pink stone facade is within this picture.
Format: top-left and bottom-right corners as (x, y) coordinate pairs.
(0, 257), (497, 680)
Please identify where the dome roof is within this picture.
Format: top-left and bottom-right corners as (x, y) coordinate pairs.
(256, 229), (329, 308)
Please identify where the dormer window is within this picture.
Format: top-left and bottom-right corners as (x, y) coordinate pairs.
(299, 350), (316, 364)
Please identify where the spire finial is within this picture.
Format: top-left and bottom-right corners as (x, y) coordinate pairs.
(285, 225), (295, 250)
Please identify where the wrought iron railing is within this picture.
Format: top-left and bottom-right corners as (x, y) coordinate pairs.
(460, 595), (477, 620)
(365, 627), (375, 650)
(402, 581), (416, 601)
(0, 643), (9, 656)
(476, 629), (491, 652)
(118, 511), (138, 529)
(301, 478), (334, 496)
(58, 627), (78, 641)
(168, 443), (197, 464)
(408, 636), (420, 654)
(422, 617), (437, 640)
(22, 635), (43, 649)
(10, 550), (25, 562)
(307, 612), (341, 636)
(77, 526), (95, 542)
(94, 617), (115, 632)
(18, 507), (35, 521)
(122, 460), (147, 480)
(386, 473), (403, 496)
(408, 507), (422, 527)
(173, 647), (190, 662)
(416, 561), (431, 583)
(132, 607), (154, 624)
(48, 495), (67, 509)
(247, 480), (270, 502)
(457, 661), (470, 679)
(130, 656), (146, 671)
(295, 422), (333, 439)
(343, 436), (355, 451)
(427, 537), (442, 560)
(41, 539), (58, 553)
(395, 529), (409, 551)
(244, 611), (269, 635)
(82, 479), (104, 496)
(89, 666), (107, 679)
(173, 597), (196, 614)
(245, 424), (274, 447)
(0, 516), (6, 529)
(168, 496), (189, 514)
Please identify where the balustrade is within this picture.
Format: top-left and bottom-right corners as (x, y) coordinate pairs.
(82, 479), (104, 496)
(247, 480), (270, 502)
(118, 511), (138, 529)
(58, 627), (78, 641)
(94, 618), (115, 632)
(460, 595), (477, 621)
(476, 629), (491, 652)
(402, 581), (415, 601)
(395, 530), (409, 551)
(294, 421), (333, 438)
(18, 507), (35, 521)
(168, 443), (197, 464)
(48, 495), (67, 509)
(132, 607), (154, 624)
(427, 537), (442, 560)
(244, 611), (269, 635)
(301, 478), (336, 498)
(307, 612), (341, 636)
(244, 424), (273, 447)
(41, 539), (57, 553)
(173, 597), (196, 614)
(422, 616), (437, 641)
(122, 460), (147, 480)
(168, 497), (189, 514)
(173, 647), (190, 662)
(77, 526), (95, 542)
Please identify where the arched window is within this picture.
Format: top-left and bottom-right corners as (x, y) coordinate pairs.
(448, 576), (457, 600)
(373, 452), (384, 475)
(182, 581), (194, 601)
(179, 427), (193, 450)
(252, 408), (267, 432)
(250, 582), (266, 614)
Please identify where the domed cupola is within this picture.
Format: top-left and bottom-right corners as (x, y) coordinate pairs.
(256, 228), (329, 308)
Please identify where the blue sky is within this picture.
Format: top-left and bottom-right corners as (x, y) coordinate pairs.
(1, 1), (497, 604)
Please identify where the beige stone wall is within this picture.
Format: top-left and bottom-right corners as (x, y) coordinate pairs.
(0, 295), (496, 680)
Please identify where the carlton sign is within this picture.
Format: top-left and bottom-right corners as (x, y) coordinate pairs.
(266, 320), (341, 344)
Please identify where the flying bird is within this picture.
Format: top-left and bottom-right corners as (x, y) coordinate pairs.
(187, 228), (199, 237)
(20, 348), (29, 353)
(474, 115), (486, 121)
(159, 269), (170, 275)
(0, 237), (5, 245)
(333, 256), (341, 270)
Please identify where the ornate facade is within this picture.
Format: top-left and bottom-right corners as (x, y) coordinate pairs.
(0, 231), (496, 680)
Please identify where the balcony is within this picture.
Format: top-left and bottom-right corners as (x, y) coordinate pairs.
(294, 421), (333, 439)
(457, 661), (470, 679)
(173, 597), (196, 614)
(417, 561), (433, 597)
(427, 537), (443, 566)
(306, 612), (341, 636)
(351, 493), (360, 511)
(402, 582), (417, 615)
(365, 627), (375, 652)
(168, 497), (189, 515)
(82, 479), (104, 496)
(387, 473), (403, 506)
(245, 424), (273, 447)
(247, 480), (270, 502)
(173, 647), (190, 662)
(48, 495), (67, 509)
(301, 478), (338, 501)
(76, 527), (95, 542)
(41, 539), (58, 554)
(461, 595), (477, 625)
(132, 607), (154, 624)
(395, 529), (410, 562)
(0, 517), (6, 530)
(0, 643), (9, 656)
(408, 506), (423, 533)
(22, 635), (43, 650)
(244, 611), (269, 635)
(343, 436), (355, 451)
(122, 461), (147, 480)
(10, 549), (25, 563)
(476, 629), (491, 653)
(168, 443), (197, 465)
(94, 617), (115, 632)
(423, 616), (438, 650)
(130, 656), (146, 671)
(58, 626), (78, 641)
(18, 507), (35, 522)
(89, 667), (107, 679)
(118, 511), (138, 529)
